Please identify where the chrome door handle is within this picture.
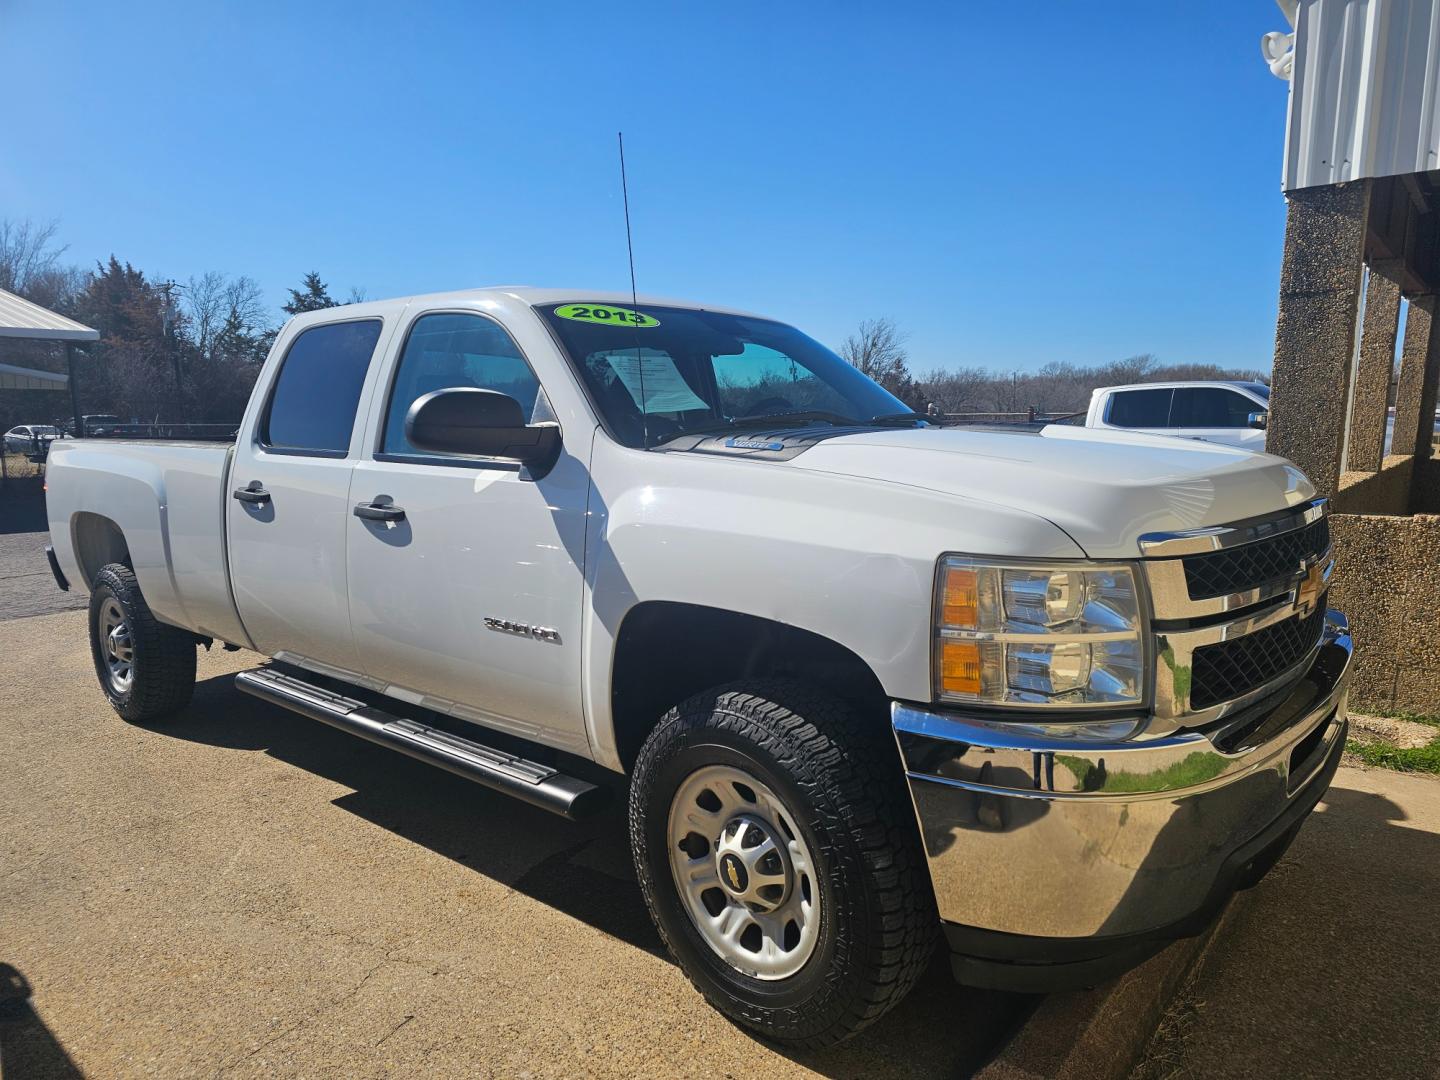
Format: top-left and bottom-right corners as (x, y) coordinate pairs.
(353, 501), (405, 523)
(232, 484), (270, 504)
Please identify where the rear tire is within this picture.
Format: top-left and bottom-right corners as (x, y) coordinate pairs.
(628, 680), (935, 1048)
(88, 563), (196, 723)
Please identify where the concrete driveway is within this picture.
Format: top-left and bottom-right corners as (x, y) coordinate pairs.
(0, 608), (1025, 1078)
(1132, 764), (1440, 1080)
(0, 497), (85, 619)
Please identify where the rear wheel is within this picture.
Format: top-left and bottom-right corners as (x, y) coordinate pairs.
(629, 680), (935, 1048)
(88, 563), (196, 722)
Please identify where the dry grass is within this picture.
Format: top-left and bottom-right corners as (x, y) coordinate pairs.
(1130, 992), (1206, 1080)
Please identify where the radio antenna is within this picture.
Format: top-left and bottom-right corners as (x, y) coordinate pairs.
(618, 131), (648, 444)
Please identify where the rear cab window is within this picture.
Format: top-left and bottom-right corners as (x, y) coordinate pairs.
(1106, 388), (1174, 428)
(261, 319), (384, 455)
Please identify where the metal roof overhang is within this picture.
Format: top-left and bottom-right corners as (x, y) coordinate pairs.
(0, 288), (99, 342)
(0, 362), (69, 391)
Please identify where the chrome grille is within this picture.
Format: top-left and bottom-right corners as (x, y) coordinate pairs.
(1189, 602), (1326, 709)
(1183, 517), (1330, 601)
(1140, 498), (1333, 729)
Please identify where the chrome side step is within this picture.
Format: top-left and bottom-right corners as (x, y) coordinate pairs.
(235, 668), (606, 821)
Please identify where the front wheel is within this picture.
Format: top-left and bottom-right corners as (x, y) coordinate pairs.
(629, 681), (935, 1048)
(88, 563), (196, 722)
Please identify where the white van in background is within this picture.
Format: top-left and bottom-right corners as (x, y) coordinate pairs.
(1085, 381), (1270, 450)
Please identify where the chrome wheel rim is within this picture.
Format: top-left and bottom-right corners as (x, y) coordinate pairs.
(98, 597), (134, 693)
(667, 764), (820, 980)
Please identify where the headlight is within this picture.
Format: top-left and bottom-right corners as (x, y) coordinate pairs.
(933, 557), (1146, 708)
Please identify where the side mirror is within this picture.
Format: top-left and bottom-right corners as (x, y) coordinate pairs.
(1248, 411), (1268, 430)
(405, 387), (561, 472)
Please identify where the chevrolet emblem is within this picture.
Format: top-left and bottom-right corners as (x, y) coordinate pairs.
(1293, 558), (1325, 618)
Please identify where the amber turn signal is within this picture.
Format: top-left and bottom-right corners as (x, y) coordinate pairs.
(939, 640), (982, 696)
(941, 566), (978, 628)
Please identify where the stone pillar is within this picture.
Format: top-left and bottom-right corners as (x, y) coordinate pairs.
(1269, 181), (1371, 497)
(1346, 260), (1403, 473)
(1391, 293), (1440, 460)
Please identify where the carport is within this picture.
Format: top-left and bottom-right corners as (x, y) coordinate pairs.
(0, 287), (99, 433)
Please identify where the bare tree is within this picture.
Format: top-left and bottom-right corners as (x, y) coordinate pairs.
(841, 317), (916, 403)
(1102, 353), (1159, 385)
(184, 271), (228, 358)
(185, 272), (268, 360)
(223, 276), (266, 332)
(918, 365), (989, 413)
(0, 218), (72, 300)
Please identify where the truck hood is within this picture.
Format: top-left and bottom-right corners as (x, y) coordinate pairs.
(783, 425), (1316, 558)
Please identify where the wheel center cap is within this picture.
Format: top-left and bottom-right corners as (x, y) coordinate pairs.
(718, 852), (749, 894)
(713, 814), (790, 911)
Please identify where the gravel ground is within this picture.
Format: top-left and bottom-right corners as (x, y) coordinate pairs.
(0, 496), (86, 620)
(0, 603), (1026, 1078)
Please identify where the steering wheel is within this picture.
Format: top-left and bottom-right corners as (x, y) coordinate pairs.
(740, 396), (794, 417)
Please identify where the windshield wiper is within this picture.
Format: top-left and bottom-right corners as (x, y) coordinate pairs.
(867, 411), (930, 426)
(651, 411), (856, 447)
(734, 410), (858, 428)
(651, 409), (929, 448)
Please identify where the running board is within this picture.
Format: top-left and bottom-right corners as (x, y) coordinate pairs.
(235, 668), (606, 821)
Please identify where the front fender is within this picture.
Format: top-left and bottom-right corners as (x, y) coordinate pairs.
(580, 438), (1083, 769)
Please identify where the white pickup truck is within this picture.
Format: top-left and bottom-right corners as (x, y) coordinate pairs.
(1084, 381), (1271, 450)
(45, 289), (1352, 1047)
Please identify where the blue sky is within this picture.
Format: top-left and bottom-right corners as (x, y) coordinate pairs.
(1, 1), (1294, 373)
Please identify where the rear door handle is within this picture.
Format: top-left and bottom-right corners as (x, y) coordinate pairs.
(353, 500), (406, 523)
(233, 484), (270, 504)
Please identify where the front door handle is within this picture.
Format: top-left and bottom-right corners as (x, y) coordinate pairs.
(233, 484), (270, 504)
(353, 500), (406, 523)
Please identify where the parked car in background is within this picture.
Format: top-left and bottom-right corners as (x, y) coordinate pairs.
(44, 289), (1351, 1047)
(71, 414), (122, 437)
(1085, 381), (1270, 450)
(4, 424), (64, 460)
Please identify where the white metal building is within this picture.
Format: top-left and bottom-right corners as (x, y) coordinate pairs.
(1266, 0), (1440, 191)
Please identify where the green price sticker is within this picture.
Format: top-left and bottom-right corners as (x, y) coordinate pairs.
(554, 303), (659, 328)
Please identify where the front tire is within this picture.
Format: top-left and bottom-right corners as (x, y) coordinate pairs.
(88, 563), (196, 723)
(629, 680), (935, 1048)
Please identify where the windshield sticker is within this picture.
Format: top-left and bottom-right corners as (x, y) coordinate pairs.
(600, 349), (709, 413)
(554, 303), (659, 328)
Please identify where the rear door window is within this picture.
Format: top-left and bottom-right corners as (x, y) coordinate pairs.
(1106, 388), (1174, 427)
(262, 319), (383, 454)
(1170, 388), (1257, 428)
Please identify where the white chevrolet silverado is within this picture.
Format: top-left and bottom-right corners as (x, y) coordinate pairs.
(45, 289), (1351, 1047)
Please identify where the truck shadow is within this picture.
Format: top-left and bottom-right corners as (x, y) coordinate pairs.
(157, 671), (1033, 1077)
(0, 495), (47, 535)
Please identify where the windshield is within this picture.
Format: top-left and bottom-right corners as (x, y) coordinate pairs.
(537, 302), (909, 447)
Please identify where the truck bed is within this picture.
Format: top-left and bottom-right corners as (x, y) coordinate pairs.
(45, 439), (250, 647)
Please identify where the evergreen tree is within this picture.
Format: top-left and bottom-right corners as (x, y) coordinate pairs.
(282, 271), (337, 314)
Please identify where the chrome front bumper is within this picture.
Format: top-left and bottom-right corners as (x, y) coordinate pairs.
(893, 609), (1352, 984)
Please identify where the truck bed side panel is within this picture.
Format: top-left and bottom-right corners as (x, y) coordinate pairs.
(46, 440), (251, 646)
